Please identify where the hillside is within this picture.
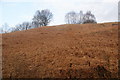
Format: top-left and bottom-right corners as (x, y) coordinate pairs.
(2, 22), (118, 78)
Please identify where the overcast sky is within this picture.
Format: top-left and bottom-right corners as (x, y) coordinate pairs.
(0, 0), (119, 27)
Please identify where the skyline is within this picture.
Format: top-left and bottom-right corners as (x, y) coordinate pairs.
(0, 0), (119, 27)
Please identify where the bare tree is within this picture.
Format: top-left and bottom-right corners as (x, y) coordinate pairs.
(11, 22), (31, 32)
(32, 9), (53, 27)
(65, 11), (97, 24)
(77, 11), (84, 24)
(22, 22), (31, 30)
(12, 24), (22, 31)
(32, 10), (41, 28)
(83, 11), (97, 24)
(0, 23), (10, 33)
(65, 11), (77, 24)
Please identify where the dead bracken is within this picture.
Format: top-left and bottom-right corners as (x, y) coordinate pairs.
(2, 22), (118, 78)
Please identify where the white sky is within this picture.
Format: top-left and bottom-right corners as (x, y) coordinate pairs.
(0, 0), (119, 27)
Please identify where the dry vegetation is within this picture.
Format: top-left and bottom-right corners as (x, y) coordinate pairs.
(2, 22), (118, 78)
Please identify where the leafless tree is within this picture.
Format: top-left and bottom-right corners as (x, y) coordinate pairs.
(65, 11), (97, 24)
(32, 9), (53, 27)
(77, 11), (84, 24)
(22, 22), (31, 30)
(83, 11), (97, 24)
(65, 11), (77, 24)
(0, 23), (10, 33)
(12, 24), (22, 32)
(11, 22), (31, 32)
